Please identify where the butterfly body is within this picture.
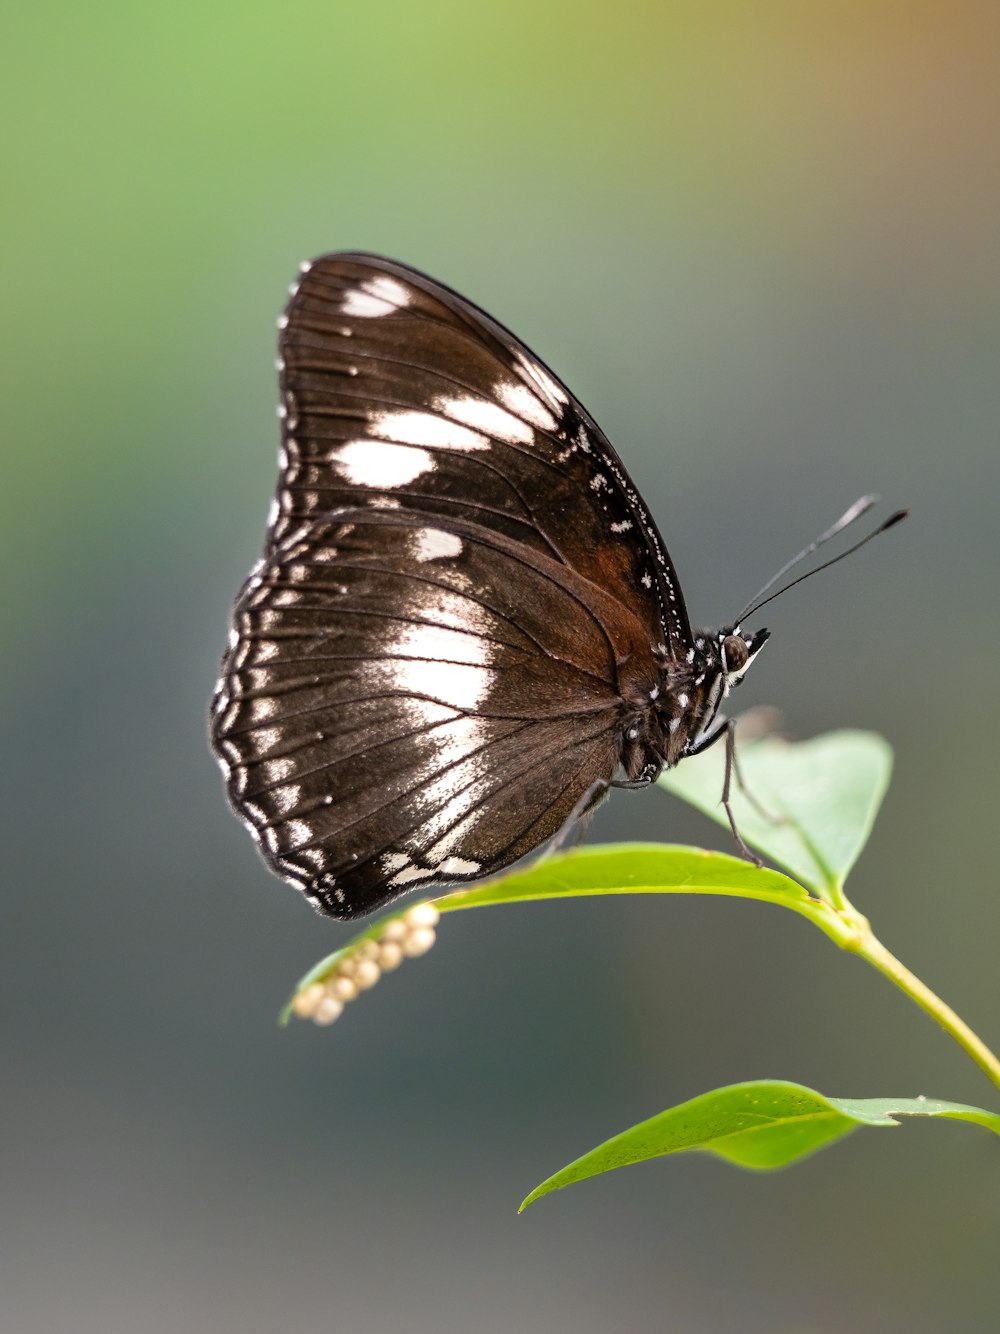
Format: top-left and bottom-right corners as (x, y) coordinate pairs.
(211, 255), (767, 918)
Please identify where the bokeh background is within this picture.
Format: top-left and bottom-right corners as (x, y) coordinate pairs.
(4, 4), (999, 1331)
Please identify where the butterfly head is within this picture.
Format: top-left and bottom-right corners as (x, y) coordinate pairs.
(719, 624), (770, 690)
(669, 624), (770, 762)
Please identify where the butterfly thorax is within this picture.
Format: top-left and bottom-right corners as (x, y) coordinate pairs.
(616, 625), (768, 781)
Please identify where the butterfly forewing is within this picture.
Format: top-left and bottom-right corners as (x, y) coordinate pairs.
(273, 254), (692, 653)
(212, 254), (698, 918)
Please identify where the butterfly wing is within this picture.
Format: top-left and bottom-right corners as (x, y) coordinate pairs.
(211, 254), (694, 917)
(212, 508), (650, 917)
(271, 253), (693, 654)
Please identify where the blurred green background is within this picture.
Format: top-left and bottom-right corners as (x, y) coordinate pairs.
(4, 3), (999, 1330)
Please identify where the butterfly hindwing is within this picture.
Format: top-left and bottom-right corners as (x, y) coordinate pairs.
(212, 507), (652, 917)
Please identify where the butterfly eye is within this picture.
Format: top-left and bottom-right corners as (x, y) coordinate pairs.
(722, 634), (749, 674)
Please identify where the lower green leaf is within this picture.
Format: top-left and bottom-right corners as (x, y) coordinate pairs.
(520, 1080), (1000, 1210)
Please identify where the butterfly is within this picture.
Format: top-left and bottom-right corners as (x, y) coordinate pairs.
(210, 253), (902, 919)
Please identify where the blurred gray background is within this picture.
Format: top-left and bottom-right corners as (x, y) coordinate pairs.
(3, 3), (999, 1331)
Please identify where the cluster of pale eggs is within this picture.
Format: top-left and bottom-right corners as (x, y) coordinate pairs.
(291, 902), (441, 1025)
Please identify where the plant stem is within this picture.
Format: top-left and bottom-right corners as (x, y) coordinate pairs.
(852, 928), (1000, 1093)
(797, 893), (1000, 1092)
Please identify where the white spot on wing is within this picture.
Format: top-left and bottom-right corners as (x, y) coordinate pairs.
(341, 291), (393, 317)
(332, 440), (433, 487)
(514, 350), (568, 407)
(242, 800), (266, 828)
(412, 528), (463, 562)
(288, 847), (326, 874)
(439, 855), (480, 876)
(421, 809), (482, 867)
(368, 274), (409, 304)
(260, 757), (296, 784)
(272, 784), (303, 816)
(496, 381), (557, 432)
(432, 394), (535, 445)
(285, 819), (315, 848)
(389, 864), (436, 887)
(390, 622), (494, 711)
(411, 764), (488, 855)
(370, 408), (489, 452)
(341, 275), (410, 317)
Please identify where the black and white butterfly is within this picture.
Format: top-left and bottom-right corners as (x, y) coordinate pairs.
(210, 254), (902, 919)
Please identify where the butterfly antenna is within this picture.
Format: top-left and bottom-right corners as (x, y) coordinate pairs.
(737, 497), (908, 623)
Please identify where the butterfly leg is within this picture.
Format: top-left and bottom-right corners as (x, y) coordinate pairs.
(687, 719), (763, 867)
(719, 721), (765, 867)
(544, 778), (613, 857)
(728, 730), (788, 827)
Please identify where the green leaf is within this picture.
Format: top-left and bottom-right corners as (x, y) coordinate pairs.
(284, 839), (872, 1023)
(284, 845), (867, 1025)
(658, 729), (892, 899)
(520, 1080), (1000, 1210)
(435, 842), (866, 944)
(435, 843), (813, 918)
